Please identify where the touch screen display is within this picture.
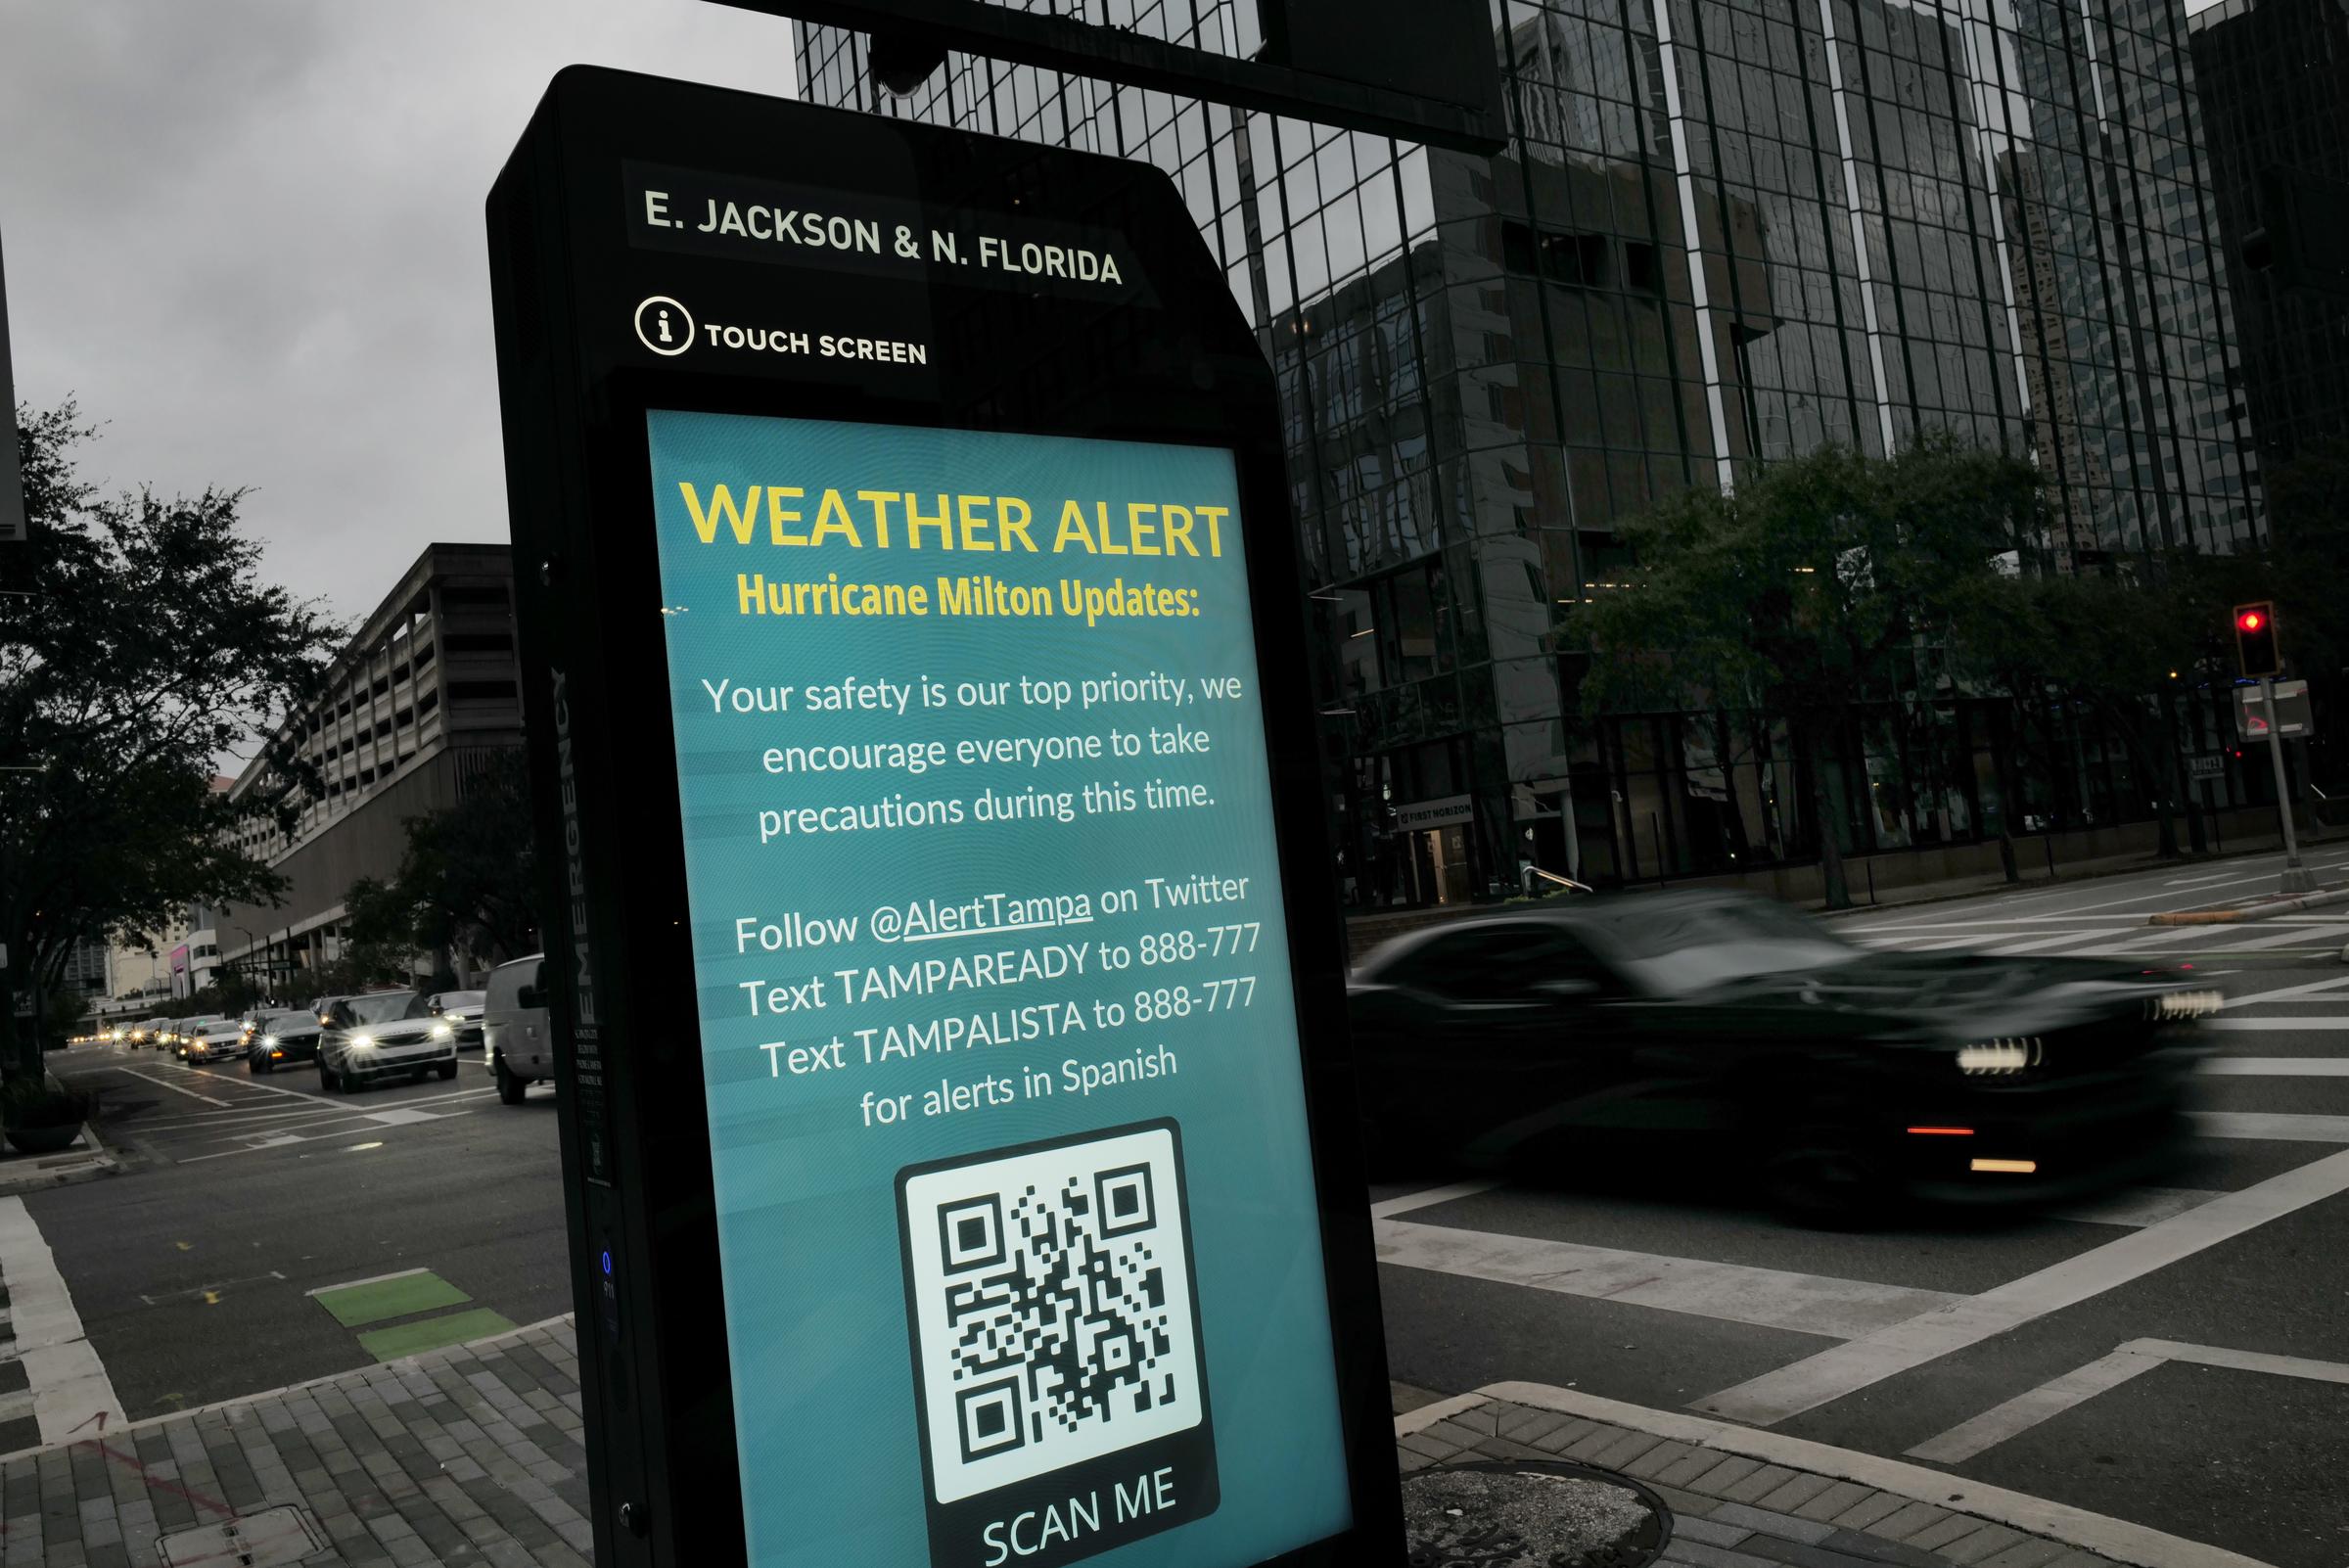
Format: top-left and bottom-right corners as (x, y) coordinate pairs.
(645, 410), (1353, 1568)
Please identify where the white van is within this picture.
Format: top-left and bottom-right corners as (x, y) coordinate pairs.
(483, 953), (551, 1105)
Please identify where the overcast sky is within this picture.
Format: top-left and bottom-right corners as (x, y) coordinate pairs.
(1, 1), (803, 630)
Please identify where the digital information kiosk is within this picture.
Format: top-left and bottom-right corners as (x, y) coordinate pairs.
(487, 69), (1399, 1568)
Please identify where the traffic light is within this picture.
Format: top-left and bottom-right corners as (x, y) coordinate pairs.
(2234, 601), (2280, 678)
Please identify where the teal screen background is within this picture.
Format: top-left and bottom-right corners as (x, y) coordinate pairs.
(644, 409), (1356, 1568)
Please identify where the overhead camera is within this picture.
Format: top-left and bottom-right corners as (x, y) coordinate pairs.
(869, 26), (948, 98)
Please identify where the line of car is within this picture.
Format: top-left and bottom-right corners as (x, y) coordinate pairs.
(104, 953), (558, 1106)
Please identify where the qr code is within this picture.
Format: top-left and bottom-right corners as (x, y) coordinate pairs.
(899, 1123), (1203, 1505)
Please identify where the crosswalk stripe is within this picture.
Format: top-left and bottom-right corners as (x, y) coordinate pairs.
(2191, 1111), (2349, 1141)
(1374, 1219), (1961, 1341)
(2222, 976), (2349, 1009)
(1693, 1147), (2349, 1426)
(1983, 931), (2116, 955)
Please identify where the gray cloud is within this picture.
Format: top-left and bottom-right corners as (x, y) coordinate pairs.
(2, 0), (802, 632)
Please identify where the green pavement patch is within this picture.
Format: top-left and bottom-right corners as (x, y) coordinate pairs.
(312, 1269), (471, 1328)
(357, 1308), (521, 1362)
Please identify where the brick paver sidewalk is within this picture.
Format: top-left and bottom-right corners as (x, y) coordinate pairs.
(0, 1319), (587, 1568)
(0, 1323), (2261, 1567)
(1398, 1384), (2268, 1568)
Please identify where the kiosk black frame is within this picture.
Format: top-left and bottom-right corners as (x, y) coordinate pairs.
(487, 67), (1399, 1568)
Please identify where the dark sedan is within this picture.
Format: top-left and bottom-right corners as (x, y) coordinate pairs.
(428, 990), (487, 1050)
(1348, 891), (2217, 1222)
(246, 1009), (323, 1074)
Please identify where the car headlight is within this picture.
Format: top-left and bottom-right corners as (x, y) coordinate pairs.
(351, 1034), (376, 1049)
(431, 1024), (453, 1039)
(262, 1036), (278, 1046)
(1957, 1038), (2041, 1075)
(2150, 990), (2224, 1020)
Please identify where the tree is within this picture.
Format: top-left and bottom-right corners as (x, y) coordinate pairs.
(1574, 438), (2041, 909)
(343, 749), (539, 984)
(1, 403), (341, 1071)
(1956, 568), (2197, 862)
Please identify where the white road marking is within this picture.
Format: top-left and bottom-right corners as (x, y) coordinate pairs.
(1369, 1180), (1504, 1220)
(109, 1069), (229, 1108)
(305, 1266), (430, 1297)
(2175, 924), (2349, 954)
(171, 1109), (479, 1164)
(1908, 1337), (2349, 1463)
(1374, 1219), (1961, 1340)
(0, 1199), (120, 1444)
(1692, 1147), (2349, 1425)
(2190, 1111), (2349, 1141)
(120, 1085), (498, 1134)
(1983, 931), (2118, 955)
(2037, 1186), (2222, 1227)
(2220, 976), (2349, 1009)
(2067, 926), (2238, 956)
(2206, 1017), (2349, 1032)
(361, 1108), (441, 1128)
(2198, 1057), (2349, 1076)
(1906, 1346), (2162, 1463)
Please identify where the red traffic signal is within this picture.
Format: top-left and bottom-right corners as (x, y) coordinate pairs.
(2234, 600), (2280, 678)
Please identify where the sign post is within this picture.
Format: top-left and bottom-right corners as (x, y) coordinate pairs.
(2237, 679), (2318, 893)
(488, 69), (1398, 1568)
(2261, 677), (2315, 893)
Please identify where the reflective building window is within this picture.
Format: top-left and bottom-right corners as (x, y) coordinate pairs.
(799, 0), (2263, 906)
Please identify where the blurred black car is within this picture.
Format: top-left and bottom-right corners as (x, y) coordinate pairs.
(246, 1008), (323, 1074)
(1348, 891), (2217, 1222)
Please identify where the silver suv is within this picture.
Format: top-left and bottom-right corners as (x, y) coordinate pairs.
(316, 991), (458, 1092)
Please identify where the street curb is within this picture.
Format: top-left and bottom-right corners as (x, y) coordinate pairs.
(2147, 886), (2349, 925)
(0, 1312), (577, 1467)
(1459, 1382), (2271, 1568)
(0, 1121), (119, 1198)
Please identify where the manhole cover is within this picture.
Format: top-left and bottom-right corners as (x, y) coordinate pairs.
(1404, 1459), (1673, 1568)
(159, 1504), (329, 1567)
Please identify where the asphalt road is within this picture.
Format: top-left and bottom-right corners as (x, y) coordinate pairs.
(29, 1039), (569, 1425)
(1376, 848), (2349, 1568)
(17, 848), (2346, 1565)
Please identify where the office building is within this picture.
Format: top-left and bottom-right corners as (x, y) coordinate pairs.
(212, 544), (524, 985)
(798, 1), (2262, 903)
(2190, 0), (2349, 478)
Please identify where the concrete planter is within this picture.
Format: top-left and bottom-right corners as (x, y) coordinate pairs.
(4, 1122), (83, 1155)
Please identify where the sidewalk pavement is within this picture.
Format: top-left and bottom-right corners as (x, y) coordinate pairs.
(0, 1318), (2269, 1567)
(0, 1317), (586, 1568)
(1397, 1383), (2271, 1568)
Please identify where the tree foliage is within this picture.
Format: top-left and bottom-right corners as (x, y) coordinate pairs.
(342, 749), (539, 980)
(1574, 438), (2041, 907)
(2, 403), (341, 1024)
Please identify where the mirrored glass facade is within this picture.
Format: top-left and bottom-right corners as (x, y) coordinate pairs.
(799, 1), (2263, 905)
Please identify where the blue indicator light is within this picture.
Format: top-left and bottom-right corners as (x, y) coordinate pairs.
(601, 1250), (614, 1276)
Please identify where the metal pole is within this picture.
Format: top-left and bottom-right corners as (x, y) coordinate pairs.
(2263, 676), (2315, 894)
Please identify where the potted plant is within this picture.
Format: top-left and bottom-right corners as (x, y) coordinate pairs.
(2, 1078), (92, 1155)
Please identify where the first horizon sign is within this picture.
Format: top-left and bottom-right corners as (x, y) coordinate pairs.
(487, 69), (1398, 1568)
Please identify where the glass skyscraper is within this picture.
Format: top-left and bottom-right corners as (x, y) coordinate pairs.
(799, 1), (2263, 906)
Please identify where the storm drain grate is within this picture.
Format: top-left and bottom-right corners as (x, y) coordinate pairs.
(159, 1504), (329, 1567)
(1405, 1459), (1672, 1568)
